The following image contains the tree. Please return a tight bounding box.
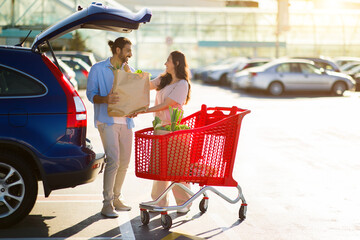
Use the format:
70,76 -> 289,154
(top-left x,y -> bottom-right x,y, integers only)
68,31 -> 86,51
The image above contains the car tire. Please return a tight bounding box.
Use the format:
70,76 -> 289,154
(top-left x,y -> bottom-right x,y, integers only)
219,74 -> 228,86
231,81 -> 239,90
268,82 -> 284,96
331,81 -> 346,96
0,152 -> 38,228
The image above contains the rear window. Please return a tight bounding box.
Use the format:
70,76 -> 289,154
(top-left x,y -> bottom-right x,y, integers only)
0,66 -> 47,97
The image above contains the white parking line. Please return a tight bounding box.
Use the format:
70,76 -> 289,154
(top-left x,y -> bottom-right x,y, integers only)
37,194 -> 102,203
118,211 -> 136,240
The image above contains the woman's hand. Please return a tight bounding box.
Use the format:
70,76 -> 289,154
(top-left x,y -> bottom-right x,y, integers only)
126,110 -> 146,118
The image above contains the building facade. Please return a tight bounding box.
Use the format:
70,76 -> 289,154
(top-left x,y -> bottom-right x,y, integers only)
1,0 -> 360,69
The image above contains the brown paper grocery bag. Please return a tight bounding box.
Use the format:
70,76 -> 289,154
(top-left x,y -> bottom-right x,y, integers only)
108,69 -> 150,117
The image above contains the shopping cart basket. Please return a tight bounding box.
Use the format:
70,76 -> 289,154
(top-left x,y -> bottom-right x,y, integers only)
135,104 -> 250,229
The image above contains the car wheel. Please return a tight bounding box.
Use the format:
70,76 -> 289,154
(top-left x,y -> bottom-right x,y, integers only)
332,82 -> 346,96
219,74 -> 228,86
268,82 -> 284,96
0,152 -> 38,228
231,81 -> 239,90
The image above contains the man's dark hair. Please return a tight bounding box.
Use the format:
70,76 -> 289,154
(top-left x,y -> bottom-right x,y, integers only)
108,37 -> 132,54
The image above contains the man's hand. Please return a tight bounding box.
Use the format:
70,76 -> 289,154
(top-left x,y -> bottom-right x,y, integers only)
123,63 -> 131,73
106,92 -> 120,104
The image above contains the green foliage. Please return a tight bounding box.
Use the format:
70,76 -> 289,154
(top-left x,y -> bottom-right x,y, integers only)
153,107 -> 190,131
68,31 -> 86,51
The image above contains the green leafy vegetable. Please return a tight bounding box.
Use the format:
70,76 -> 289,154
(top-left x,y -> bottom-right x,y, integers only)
153,107 -> 190,131
109,64 -> 121,70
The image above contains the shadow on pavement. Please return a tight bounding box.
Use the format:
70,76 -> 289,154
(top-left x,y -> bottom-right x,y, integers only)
0,206 -> 244,239
0,214 -> 53,237
195,219 -> 244,239
51,212 -> 103,238
129,211 -> 244,240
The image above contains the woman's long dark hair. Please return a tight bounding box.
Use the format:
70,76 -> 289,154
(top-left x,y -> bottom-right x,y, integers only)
157,51 -> 191,104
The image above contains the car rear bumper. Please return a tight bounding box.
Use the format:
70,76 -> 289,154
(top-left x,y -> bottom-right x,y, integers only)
45,152 -> 105,191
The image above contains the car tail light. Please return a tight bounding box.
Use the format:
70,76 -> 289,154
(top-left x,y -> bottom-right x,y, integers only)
42,55 -> 87,128
242,64 -> 250,70
81,69 -> 89,78
250,72 -> 257,77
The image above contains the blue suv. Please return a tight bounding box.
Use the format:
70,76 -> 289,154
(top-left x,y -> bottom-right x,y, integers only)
0,2 -> 151,227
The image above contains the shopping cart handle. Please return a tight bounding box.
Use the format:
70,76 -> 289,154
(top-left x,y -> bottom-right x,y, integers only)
201,104 -> 246,116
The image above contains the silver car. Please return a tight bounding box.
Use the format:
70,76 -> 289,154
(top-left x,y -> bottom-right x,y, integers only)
243,59 -> 355,96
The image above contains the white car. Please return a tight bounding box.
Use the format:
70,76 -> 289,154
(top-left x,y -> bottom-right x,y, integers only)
333,56 -> 360,68
229,59 -> 270,89
241,59 -> 355,96
206,57 -> 249,85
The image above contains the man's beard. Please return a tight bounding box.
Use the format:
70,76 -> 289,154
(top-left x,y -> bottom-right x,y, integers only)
119,54 -> 128,63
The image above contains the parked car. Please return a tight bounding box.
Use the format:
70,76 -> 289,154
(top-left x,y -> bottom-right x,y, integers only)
240,59 -> 355,96
293,57 -> 341,72
59,57 -> 90,89
351,73 -> 360,91
0,2 -> 151,228
229,58 -> 270,89
54,51 -> 98,66
205,57 -> 249,85
230,66 -> 258,90
56,59 -> 79,91
344,64 -> 360,77
339,61 -> 360,72
193,58 -> 226,80
333,56 -> 360,68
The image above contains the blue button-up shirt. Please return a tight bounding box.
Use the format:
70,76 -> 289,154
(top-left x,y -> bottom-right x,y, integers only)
86,57 -> 135,129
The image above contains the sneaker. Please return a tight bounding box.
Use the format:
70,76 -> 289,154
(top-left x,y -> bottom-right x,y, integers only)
114,198 -> 132,211
101,204 -> 119,218
177,206 -> 190,214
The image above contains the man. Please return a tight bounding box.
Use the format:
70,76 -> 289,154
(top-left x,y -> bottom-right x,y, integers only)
86,37 -> 134,218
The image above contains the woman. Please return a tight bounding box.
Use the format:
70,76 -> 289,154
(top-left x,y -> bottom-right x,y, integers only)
138,50 -> 192,213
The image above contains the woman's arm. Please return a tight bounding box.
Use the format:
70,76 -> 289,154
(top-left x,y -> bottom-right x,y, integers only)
146,97 -> 177,113
149,80 -> 156,90
126,97 -> 177,118
150,75 -> 163,90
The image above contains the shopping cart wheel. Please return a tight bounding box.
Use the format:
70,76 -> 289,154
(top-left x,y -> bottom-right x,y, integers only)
239,204 -> 247,220
199,198 -> 208,213
140,210 -> 150,225
161,214 -> 172,230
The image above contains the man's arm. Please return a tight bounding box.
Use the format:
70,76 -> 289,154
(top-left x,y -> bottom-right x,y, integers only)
87,64 -> 119,104
93,94 -> 119,104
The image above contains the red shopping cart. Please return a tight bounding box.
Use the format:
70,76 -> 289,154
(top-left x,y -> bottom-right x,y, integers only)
135,104 -> 250,229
